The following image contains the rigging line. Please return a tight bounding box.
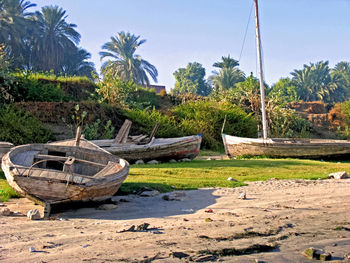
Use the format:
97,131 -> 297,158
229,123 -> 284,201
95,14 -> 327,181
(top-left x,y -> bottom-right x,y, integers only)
239,1 -> 254,62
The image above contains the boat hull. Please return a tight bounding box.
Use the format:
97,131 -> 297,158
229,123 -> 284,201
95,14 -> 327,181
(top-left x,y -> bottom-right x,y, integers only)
91,135 -> 202,163
222,133 -> 350,159
0,142 -> 13,160
1,144 -> 129,206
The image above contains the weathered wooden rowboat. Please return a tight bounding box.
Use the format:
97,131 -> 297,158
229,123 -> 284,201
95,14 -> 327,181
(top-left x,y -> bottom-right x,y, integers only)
222,133 -> 350,159
90,135 -> 202,163
1,141 -> 129,217
0,142 -> 13,160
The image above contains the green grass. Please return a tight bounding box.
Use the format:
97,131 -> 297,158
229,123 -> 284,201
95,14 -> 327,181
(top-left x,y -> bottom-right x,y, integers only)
120,158 -> 350,193
1,158 -> 349,199
0,170 -> 19,202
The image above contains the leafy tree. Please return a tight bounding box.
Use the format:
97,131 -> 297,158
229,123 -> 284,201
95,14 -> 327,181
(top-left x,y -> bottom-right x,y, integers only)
96,65 -> 137,107
0,44 -> 14,103
0,0 -> 37,69
268,77 -> 299,103
33,5 -> 81,73
100,31 -> 158,86
213,55 -> 239,69
210,55 -> 245,92
331,61 -> 350,99
172,62 -> 212,96
291,61 -> 345,103
60,47 -> 96,79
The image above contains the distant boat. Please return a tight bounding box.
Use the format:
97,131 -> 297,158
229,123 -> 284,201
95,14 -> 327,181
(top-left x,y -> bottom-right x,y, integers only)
222,134 -> 350,159
2,138 -> 129,217
222,0 -> 350,159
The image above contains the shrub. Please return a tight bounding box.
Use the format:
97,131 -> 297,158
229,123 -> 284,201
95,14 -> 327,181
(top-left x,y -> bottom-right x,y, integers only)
172,100 -> 257,149
124,108 -> 183,138
0,106 -> 54,145
330,100 -> 350,139
9,72 -> 97,102
126,87 -> 160,110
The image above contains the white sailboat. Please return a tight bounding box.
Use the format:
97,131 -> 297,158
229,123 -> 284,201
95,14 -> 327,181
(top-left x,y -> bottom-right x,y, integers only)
222,0 -> 350,159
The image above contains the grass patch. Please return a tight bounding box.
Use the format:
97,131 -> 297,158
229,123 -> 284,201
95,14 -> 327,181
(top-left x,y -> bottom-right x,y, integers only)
120,158 -> 350,194
1,158 -> 349,198
0,170 -> 20,202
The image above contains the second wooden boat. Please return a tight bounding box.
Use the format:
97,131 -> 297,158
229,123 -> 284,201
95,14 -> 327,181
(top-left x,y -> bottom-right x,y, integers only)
222,133 -> 350,159
91,135 -> 202,163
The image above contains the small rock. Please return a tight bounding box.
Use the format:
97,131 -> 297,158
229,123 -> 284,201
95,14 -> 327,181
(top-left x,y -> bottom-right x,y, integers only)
147,160 -> 159,164
191,254 -> 217,262
0,207 -> 11,216
238,191 -> 246,200
227,177 -> 237,182
162,191 -> 186,201
328,171 -> 348,179
302,247 -> 332,261
135,159 -> 144,165
171,251 -> 189,259
29,246 -> 36,252
140,190 -> 160,197
180,158 -> 191,162
97,204 -> 117,210
169,159 -> 177,163
27,209 -> 41,220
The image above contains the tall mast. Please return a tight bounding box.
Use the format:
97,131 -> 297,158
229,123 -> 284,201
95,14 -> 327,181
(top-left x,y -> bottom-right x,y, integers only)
254,0 -> 268,139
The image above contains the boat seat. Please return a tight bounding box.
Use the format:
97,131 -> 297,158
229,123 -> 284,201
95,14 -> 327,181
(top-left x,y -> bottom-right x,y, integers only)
114,119 -> 132,144
138,123 -> 159,145
63,156 -> 75,173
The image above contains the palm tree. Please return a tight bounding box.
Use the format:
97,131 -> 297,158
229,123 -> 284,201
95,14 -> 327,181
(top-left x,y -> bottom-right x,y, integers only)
213,55 -> 239,69
33,5 -> 81,73
210,55 -> 245,91
99,31 -> 158,85
0,0 -> 37,69
60,47 -> 96,79
291,61 -> 334,102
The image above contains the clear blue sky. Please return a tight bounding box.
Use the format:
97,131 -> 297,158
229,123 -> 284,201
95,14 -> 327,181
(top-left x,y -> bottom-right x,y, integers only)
34,0 -> 350,91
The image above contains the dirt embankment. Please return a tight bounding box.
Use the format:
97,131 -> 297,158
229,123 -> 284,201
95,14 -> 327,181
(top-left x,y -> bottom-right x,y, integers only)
290,101 -> 339,138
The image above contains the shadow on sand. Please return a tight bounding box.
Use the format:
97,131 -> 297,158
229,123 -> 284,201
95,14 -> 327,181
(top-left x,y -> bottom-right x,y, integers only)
54,188 -> 218,220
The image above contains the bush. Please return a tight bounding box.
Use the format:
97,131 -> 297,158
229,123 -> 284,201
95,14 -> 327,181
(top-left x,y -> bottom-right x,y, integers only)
172,100 -> 257,149
0,106 -> 54,145
9,72 -> 97,102
124,108 -> 183,138
126,88 -> 160,110
330,100 -> 350,139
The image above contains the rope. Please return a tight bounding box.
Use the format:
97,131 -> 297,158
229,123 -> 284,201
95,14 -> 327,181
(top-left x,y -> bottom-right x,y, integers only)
239,2 -> 254,62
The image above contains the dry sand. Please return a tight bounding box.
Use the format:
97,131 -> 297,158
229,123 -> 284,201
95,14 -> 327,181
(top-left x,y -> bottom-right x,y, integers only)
1,179 -> 350,262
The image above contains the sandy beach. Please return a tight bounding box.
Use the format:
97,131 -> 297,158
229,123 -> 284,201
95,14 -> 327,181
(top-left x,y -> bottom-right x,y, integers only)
1,178 -> 350,262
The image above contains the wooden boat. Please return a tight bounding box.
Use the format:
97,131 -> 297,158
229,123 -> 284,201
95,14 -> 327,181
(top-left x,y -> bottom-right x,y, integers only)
91,135 -> 202,163
222,0 -> 350,159
0,142 -> 13,160
1,140 -> 129,217
79,119 -> 202,163
222,134 -> 350,159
